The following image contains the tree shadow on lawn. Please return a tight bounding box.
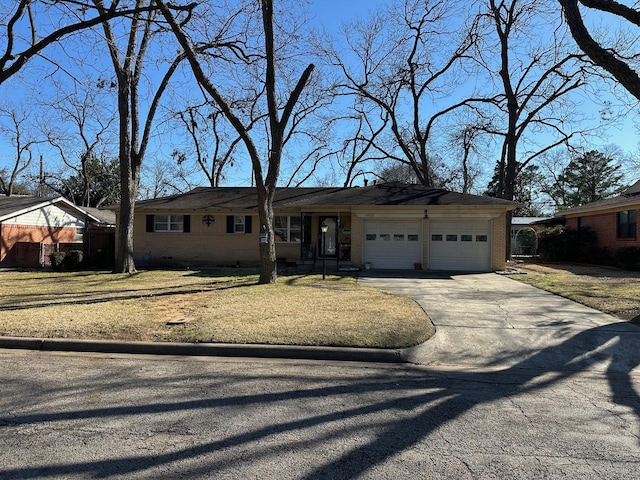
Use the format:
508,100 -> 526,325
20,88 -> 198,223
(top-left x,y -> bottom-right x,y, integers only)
3,269 -> 356,311
1,321 -> 638,479
0,279 -> 255,312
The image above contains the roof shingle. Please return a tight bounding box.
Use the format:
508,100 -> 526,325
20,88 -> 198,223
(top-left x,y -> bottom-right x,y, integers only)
133,183 -> 519,211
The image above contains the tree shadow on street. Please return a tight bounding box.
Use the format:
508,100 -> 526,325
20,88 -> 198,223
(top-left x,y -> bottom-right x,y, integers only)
0,322 -> 638,479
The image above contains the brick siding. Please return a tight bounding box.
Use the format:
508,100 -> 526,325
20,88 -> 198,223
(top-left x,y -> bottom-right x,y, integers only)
567,211 -> 640,251
1,224 -> 77,266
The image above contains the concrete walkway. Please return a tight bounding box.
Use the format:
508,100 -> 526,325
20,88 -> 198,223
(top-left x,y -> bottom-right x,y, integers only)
360,271 -> 640,374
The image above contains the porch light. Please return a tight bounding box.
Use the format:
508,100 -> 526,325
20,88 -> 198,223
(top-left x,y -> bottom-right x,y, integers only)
321,222 -> 328,280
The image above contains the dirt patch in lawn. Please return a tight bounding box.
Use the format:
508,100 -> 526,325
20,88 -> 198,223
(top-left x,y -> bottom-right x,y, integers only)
511,260 -> 640,324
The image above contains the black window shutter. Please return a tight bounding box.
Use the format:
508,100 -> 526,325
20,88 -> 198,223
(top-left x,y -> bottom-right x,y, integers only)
227,215 -> 234,233
146,215 -> 154,232
183,215 -> 191,233
245,215 -> 252,233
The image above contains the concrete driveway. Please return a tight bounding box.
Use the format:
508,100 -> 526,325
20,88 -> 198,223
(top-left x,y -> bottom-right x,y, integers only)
360,271 -> 640,374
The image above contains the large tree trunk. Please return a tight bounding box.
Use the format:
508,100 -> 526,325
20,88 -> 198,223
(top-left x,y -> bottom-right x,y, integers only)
115,173 -> 138,273
257,187 -> 277,284
157,0 -> 313,284
113,78 -> 139,273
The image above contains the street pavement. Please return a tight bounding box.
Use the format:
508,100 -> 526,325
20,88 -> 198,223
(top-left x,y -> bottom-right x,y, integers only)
0,271 -> 639,478
1,349 -> 639,479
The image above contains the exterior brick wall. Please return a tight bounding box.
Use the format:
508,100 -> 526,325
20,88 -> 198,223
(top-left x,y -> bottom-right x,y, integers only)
566,211 -> 640,251
493,214 -> 507,270
422,219 -> 430,269
1,224 -> 77,266
134,213 -> 260,266
350,215 -> 363,266
130,208 -> 514,271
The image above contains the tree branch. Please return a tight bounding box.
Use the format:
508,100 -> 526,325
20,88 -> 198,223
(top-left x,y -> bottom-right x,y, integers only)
559,0 -> 640,100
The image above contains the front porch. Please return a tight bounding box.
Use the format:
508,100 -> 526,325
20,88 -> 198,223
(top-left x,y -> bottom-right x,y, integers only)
276,211 -> 355,272
294,257 -> 361,274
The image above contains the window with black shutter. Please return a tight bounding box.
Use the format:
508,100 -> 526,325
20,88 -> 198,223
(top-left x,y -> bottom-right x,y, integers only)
146,214 -> 188,232
227,215 -> 252,233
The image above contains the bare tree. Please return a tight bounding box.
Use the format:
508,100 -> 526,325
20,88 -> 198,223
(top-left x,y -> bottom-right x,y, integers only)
444,116 -> 488,193
93,0 -> 194,273
279,78 -> 337,188
0,105 -> 46,195
0,1 -> 201,271
334,100 -> 391,187
558,0 -> 640,101
139,157 -> 198,199
42,80 -> 116,206
0,1 -> 164,86
321,0 -> 490,187
170,104 -> 241,187
538,148 -> 572,209
157,0 -> 315,284
477,0 -> 595,257
481,0 -> 589,202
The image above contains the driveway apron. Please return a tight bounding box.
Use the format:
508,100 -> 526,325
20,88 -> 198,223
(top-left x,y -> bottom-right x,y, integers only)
359,271 -> 640,374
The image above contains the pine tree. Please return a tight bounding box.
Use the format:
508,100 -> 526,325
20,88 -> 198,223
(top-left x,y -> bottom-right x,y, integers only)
485,161 -> 545,216
558,150 -> 625,207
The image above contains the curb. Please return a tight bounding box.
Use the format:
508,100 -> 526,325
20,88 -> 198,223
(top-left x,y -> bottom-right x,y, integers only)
0,336 -> 406,363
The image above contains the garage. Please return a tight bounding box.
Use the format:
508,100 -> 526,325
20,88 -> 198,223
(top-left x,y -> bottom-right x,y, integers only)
363,220 -> 422,269
429,220 -> 491,271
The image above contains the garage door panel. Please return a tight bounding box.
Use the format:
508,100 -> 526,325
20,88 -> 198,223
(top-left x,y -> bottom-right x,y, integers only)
429,221 -> 491,271
364,221 -> 421,269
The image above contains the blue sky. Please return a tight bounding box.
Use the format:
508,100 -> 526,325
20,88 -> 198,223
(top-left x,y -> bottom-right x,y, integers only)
309,0 -> 378,29
0,0 -> 638,197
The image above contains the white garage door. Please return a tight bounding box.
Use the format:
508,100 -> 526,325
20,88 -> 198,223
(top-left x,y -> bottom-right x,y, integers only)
429,220 -> 491,271
363,221 -> 421,269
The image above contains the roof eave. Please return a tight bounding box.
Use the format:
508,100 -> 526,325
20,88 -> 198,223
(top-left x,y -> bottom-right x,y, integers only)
0,197 -> 103,223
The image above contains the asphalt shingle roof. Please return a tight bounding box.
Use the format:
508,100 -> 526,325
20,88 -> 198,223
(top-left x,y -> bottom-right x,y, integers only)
133,183 -> 519,211
0,196 -> 57,218
557,191 -> 640,216
0,196 -> 113,224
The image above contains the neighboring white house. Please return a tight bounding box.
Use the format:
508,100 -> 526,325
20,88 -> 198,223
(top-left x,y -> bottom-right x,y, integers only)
0,196 -> 111,267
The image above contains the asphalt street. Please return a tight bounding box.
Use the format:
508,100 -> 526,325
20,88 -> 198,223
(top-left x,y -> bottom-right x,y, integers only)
1,348 -> 638,479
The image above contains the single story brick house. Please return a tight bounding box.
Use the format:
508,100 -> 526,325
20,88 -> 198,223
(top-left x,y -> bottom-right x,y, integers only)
0,196 -> 114,267
128,183 -> 519,272
555,179 -> 640,251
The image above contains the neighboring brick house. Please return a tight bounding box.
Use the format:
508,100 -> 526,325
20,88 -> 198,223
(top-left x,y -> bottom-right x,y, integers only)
123,183 -> 519,272
556,179 -> 640,252
0,196 -> 113,267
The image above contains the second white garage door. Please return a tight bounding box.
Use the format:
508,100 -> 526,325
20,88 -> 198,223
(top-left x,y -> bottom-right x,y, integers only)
363,221 -> 421,269
429,220 -> 492,271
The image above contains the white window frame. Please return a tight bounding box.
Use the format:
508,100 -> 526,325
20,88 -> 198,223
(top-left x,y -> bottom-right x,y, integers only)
75,227 -> 84,243
234,215 -> 245,233
155,214 -> 184,232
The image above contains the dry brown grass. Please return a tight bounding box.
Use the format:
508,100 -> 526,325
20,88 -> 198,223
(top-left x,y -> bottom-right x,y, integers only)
511,261 -> 640,323
0,269 -> 434,348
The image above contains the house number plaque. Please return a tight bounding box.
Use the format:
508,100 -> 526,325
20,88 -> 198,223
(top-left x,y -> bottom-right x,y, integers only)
202,215 -> 215,227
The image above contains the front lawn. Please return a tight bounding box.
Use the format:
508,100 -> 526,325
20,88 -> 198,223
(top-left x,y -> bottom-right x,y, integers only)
511,261 -> 640,323
0,269 -> 434,348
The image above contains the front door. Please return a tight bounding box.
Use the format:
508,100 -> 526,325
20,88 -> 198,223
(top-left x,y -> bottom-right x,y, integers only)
319,217 -> 338,257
